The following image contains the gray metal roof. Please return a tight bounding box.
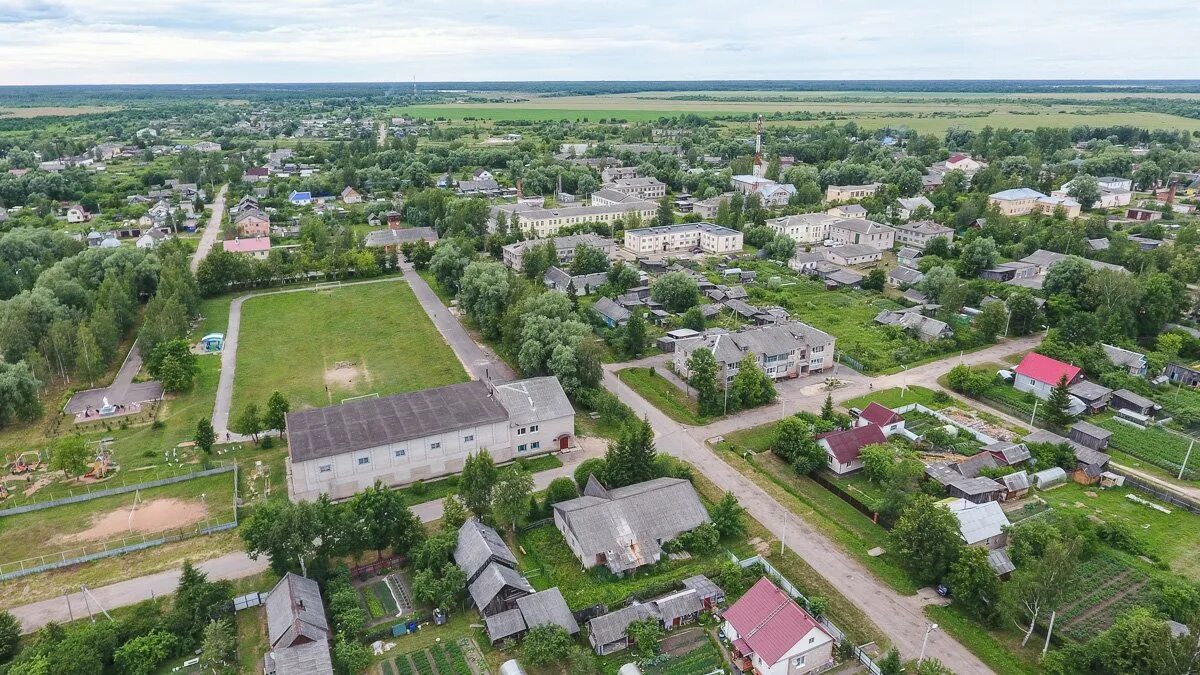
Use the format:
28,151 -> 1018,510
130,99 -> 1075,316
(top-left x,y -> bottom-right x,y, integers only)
1102,344 -> 1146,369
652,589 -> 703,623
516,587 -> 580,634
553,477 -> 710,574
947,499 -> 1010,545
492,377 -> 573,427
593,296 -> 632,323
364,227 -> 438,247
681,575 -> 724,601
587,603 -> 659,647
455,518 -> 518,583
832,218 -> 895,235
468,562 -> 534,612
888,266 -> 924,285
485,608 -> 527,642
1069,381 -> 1113,402
266,573 -> 330,648
286,381 -> 509,463
1002,471 -> 1030,492
987,549 -> 1016,575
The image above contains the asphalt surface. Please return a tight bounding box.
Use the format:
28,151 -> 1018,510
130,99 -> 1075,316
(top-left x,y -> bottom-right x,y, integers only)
190,184 -> 227,274
63,341 -> 163,413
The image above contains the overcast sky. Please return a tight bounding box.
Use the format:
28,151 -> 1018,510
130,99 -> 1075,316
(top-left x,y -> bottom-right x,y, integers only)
0,0 -> 1193,85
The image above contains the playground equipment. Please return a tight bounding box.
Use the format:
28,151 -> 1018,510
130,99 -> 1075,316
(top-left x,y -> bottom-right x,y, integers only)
7,451 -> 43,475
83,452 -> 113,479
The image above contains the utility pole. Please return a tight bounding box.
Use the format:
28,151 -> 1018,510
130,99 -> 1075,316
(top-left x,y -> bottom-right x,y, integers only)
1042,611 -> 1057,657
1180,438 -> 1195,480
1030,398 -> 1039,427
918,623 -> 939,667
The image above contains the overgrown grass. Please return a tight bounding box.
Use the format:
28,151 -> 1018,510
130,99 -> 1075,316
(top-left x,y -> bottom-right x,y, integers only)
395,454 -> 562,505
232,281 -> 468,413
617,367 -> 709,425
842,385 -> 949,411
923,605 -> 1042,675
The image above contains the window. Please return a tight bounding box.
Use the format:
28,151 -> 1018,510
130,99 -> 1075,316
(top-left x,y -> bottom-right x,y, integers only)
529,424 -> 539,433
531,441 -> 540,450
319,464 -> 332,473
793,655 -> 806,667
809,637 -> 816,644
517,427 -> 527,436
357,457 -> 370,466
394,448 -> 406,458
430,442 -> 441,450
464,434 -> 474,442
812,345 -> 825,353
517,444 -> 527,453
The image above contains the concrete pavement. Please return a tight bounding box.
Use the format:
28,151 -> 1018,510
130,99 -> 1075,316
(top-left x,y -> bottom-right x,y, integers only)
190,184 -> 228,274
401,263 -> 515,383
602,368 -> 993,674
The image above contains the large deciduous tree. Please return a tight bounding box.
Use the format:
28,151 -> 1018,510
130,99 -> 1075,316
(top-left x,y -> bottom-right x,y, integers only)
891,494 -> 963,585
460,450 -> 498,517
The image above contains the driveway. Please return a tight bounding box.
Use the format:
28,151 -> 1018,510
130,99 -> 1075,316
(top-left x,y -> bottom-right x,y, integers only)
602,369 -> 993,673
191,184 -> 228,273
63,340 -> 163,413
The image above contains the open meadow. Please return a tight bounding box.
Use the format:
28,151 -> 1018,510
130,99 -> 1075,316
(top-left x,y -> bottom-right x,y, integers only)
395,90 -> 1200,134
231,281 -> 468,412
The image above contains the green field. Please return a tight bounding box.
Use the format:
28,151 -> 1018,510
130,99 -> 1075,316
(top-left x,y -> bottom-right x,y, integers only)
0,469 -> 237,569
842,385 -> 949,412
396,90 -> 1200,134
618,367 -> 710,425
231,281 -> 468,413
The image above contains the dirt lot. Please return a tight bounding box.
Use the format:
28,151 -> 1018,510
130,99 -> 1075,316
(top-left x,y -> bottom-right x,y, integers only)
56,498 -> 209,544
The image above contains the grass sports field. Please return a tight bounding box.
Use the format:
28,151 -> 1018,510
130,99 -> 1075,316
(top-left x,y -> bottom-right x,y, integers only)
0,468 -> 237,571
395,90 -> 1200,133
231,281 -> 468,413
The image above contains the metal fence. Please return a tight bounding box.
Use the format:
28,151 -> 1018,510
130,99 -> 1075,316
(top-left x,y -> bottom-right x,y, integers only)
0,465 -> 235,516
728,553 -> 883,675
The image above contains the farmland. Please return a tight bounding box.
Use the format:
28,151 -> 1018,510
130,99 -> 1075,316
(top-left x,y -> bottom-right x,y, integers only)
1053,550 -> 1156,643
1093,415 -> 1200,480
394,90 -> 1200,134
231,281 -> 468,413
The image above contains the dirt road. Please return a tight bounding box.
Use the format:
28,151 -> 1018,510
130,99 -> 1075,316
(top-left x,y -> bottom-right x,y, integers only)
190,184 -> 227,273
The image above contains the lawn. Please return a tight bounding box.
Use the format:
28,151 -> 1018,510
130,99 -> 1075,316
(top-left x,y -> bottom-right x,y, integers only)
0,469 -> 238,570
617,367 -> 709,426
235,606 -> 270,674
395,454 -> 562,505
717,422 -> 776,454
1037,482 -> 1200,580
823,470 -> 887,510
231,281 -> 468,413
924,605 -> 1042,675
842,385 -> 949,412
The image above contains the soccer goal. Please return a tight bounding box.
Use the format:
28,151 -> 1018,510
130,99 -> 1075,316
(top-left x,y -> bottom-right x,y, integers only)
313,281 -> 341,292
341,392 -> 380,404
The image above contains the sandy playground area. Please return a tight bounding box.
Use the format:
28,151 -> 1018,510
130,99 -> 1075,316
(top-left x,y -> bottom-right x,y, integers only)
56,497 -> 210,544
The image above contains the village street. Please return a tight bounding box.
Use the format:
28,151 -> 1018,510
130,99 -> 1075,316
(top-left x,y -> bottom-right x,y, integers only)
189,184 -> 227,274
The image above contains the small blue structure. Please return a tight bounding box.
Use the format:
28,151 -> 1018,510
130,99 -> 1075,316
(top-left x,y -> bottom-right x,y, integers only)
288,190 -> 312,205
200,333 -> 225,352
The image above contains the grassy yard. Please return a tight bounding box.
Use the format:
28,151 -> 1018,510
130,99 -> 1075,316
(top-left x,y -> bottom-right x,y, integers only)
717,421 -> 777,454
235,606 -> 270,674
618,367 -> 709,426
708,440 -> 918,595
1037,482 -> 1200,580
842,385 -> 949,411
232,281 -> 468,413
395,454 -> 562,505
924,605 -> 1042,675
0,469 -> 237,568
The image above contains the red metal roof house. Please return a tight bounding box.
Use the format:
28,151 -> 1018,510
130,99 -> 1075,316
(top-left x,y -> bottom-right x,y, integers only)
721,578 -> 835,675
855,402 -> 905,435
1013,352 -> 1083,400
816,424 -> 886,475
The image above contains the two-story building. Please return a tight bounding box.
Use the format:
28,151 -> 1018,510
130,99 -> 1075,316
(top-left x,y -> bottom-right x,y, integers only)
825,183 -> 882,202
623,222 -> 743,255
601,177 -> 666,201
500,233 -> 616,269
894,220 -> 954,250
673,321 -> 835,385
722,578 -> 836,675
828,218 -> 896,251
490,201 -> 656,239
765,213 -> 839,244
285,377 -> 574,501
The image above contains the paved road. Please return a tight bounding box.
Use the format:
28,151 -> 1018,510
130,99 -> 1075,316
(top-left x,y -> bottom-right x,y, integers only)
63,340 -> 163,413
191,184 -> 228,274
602,369 -> 993,673
10,552 -> 270,633
377,120 -> 388,146
401,263 -> 516,383
210,277 -> 409,439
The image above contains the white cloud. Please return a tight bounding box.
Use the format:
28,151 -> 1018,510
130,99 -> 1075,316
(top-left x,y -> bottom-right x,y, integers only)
0,0 -> 1191,84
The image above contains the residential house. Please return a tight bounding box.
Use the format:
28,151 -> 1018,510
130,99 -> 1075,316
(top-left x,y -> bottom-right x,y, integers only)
1069,381 -> 1113,414
623,222 -> 743,255
486,588 -> 580,645
66,204 -> 91,223
943,153 -> 986,174
455,518 -> 519,585
242,167 -> 270,182
340,187 -> 361,204
1013,352 -> 1083,399
235,208 -> 271,238
943,498 -> 1011,549
223,236 -> 272,260
288,191 -> 313,206
673,321 -> 836,384
856,402 -> 905,435
894,220 -> 954,250
473,169 -> 494,181
692,193 -> 731,220
766,213 -> 839,244
896,196 -> 935,220
722,578 -> 836,675
264,573 -> 333,675
897,246 -> 923,268
285,377 -> 574,501
135,229 -> 170,249
825,183 -> 882,201
825,204 -> 868,219
925,462 -> 1007,504
1102,344 -> 1148,377
824,244 -> 882,266
818,423 -> 887,474
553,476 -> 710,575
828,219 -> 896,251
875,309 -> 953,342
888,266 -> 924,287
544,267 -> 608,295
593,297 -> 632,327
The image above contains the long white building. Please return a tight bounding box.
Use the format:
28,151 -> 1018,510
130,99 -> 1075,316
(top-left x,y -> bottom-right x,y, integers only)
623,222 -> 743,255
285,377 -> 574,501
490,201 -> 656,238
766,213 -> 840,244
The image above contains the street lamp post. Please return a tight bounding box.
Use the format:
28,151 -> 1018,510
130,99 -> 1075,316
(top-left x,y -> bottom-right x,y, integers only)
918,623 -> 939,667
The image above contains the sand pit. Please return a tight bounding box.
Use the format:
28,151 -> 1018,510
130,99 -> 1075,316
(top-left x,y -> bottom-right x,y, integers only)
324,360 -> 370,391
58,498 -> 209,544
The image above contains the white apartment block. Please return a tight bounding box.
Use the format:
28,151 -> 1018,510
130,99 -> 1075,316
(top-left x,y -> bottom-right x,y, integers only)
602,177 -> 666,200
623,222 -> 743,255
490,201 -> 656,238
825,183 -> 882,201
766,213 -> 839,244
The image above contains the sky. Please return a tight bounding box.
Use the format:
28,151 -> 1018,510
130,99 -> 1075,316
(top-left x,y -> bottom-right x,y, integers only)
0,0 -> 1194,85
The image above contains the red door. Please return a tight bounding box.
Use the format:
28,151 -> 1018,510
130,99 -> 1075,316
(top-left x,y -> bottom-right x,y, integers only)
558,435 -> 570,450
